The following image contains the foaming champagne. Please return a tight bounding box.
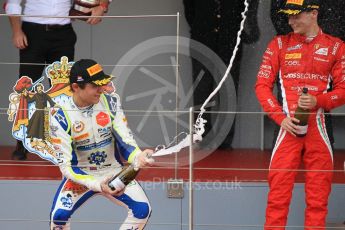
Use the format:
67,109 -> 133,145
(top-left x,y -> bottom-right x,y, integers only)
69,0 -> 100,21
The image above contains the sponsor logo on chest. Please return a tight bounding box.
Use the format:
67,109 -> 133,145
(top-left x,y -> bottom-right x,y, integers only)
285,60 -> 300,66
285,53 -> 302,60
314,57 -> 329,63
74,133 -> 89,141
287,44 -> 302,51
98,127 -> 112,138
72,121 -> 85,133
96,112 -> 110,127
75,139 -> 91,146
315,47 -> 328,56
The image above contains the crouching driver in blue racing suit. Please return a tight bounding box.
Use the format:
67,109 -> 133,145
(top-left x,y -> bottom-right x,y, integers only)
49,59 -> 153,229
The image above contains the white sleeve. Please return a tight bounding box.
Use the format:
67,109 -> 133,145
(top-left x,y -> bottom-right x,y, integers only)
5,0 -> 23,15
107,94 -> 141,164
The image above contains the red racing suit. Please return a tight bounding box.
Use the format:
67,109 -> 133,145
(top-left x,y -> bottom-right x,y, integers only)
255,30 -> 345,229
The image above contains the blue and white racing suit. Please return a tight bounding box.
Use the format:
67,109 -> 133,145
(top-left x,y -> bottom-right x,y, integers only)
49,93 -> 151,230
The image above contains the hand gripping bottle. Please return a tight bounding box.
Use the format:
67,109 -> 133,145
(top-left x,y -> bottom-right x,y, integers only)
293,87 -> 310,137
108,164 -> 140,191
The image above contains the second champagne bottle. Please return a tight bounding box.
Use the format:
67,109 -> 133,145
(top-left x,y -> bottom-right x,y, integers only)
293,87 -> 310,137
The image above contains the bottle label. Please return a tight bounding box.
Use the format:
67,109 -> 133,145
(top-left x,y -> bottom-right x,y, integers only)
295,124 -> 308,135
109,177 -> 125,190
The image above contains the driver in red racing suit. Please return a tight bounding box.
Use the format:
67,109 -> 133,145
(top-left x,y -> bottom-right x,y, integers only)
255,0 -> 345,229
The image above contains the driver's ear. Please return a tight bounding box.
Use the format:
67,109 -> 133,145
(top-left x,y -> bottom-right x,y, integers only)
71,83 -> 79,91
311,9 -> 318,17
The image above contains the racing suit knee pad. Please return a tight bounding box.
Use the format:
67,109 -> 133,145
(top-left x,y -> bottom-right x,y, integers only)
51,209 -> 71,228
131,202 -> 151,220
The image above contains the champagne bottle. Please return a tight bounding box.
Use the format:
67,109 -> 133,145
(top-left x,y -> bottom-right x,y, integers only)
293,87 -> 310,137
108,164 -> 140,191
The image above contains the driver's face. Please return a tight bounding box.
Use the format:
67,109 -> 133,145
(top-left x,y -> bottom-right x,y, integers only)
288,11 -> 316,36
74,83 -> 104,107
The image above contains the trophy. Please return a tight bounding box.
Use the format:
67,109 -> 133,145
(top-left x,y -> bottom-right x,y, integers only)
69,0 -> 100,21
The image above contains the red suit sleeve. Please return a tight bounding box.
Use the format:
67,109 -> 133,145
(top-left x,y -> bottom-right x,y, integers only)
255,36 -> 286,125
316,42 -> 345,110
